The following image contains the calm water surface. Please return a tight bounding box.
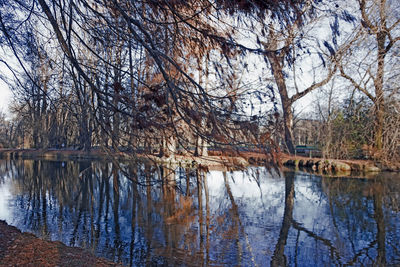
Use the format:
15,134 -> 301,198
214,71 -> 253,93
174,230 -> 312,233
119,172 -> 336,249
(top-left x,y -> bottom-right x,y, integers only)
0,159 -> 399,266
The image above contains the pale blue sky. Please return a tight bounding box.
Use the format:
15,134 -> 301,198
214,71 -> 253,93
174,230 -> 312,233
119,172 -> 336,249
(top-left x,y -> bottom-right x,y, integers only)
0,82 -> 11,118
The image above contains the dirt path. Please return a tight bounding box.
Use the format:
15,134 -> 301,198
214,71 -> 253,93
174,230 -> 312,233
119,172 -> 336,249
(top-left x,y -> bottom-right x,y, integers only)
0,220 -> 121,267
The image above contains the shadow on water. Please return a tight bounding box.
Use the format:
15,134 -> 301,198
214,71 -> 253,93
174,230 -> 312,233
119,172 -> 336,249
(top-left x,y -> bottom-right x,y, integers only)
0,159 -> 399,266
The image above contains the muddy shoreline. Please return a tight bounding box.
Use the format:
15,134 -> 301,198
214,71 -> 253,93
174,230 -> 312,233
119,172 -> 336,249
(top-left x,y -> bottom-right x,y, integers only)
0,220 -> 121,266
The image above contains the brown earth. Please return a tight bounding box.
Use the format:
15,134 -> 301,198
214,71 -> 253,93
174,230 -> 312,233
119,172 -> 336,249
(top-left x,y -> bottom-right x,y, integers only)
0,220 -> 121,267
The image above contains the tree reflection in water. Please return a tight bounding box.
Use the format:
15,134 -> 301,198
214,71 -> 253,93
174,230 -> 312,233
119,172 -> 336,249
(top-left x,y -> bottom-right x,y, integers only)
0,159 -> 399,266
271,171 -> 294,267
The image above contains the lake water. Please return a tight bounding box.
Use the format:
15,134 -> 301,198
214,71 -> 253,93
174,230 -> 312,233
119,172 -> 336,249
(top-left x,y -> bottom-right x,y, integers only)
0,159 -> 399,266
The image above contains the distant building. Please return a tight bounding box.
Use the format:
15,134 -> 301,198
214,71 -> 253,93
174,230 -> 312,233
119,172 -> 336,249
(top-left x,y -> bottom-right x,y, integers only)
293,119 -> 322,146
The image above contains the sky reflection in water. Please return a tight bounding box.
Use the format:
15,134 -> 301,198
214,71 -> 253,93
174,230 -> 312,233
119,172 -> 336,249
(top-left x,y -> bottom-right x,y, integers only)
0,159 -> 399,266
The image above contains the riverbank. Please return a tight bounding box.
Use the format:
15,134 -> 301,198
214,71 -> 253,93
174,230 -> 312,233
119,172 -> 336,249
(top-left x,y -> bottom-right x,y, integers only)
0,148 -> 398,173
0,148 -> 269,170
280,154 -> 400,174
0,148 -> 121,161
0,220 -> 120,266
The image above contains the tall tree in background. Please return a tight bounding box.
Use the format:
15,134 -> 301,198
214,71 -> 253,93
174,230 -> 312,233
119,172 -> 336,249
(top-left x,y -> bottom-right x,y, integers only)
262,5 -> 338,153
338,0 -> 400,156
214,1 -> 344,153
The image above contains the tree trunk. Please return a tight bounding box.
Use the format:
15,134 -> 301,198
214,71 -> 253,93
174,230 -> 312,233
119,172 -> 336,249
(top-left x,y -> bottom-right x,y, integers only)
374,31 -> 386,152
195,135 -> 208,156
267,52 -> 295,154
282,102 -> 295,154
159,133 -> 177,157
79,113 -> 91,151
77,82 -> 92,151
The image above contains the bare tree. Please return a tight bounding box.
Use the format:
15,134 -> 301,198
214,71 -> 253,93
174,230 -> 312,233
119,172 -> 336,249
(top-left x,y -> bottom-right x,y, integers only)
338,0 -> 400,156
